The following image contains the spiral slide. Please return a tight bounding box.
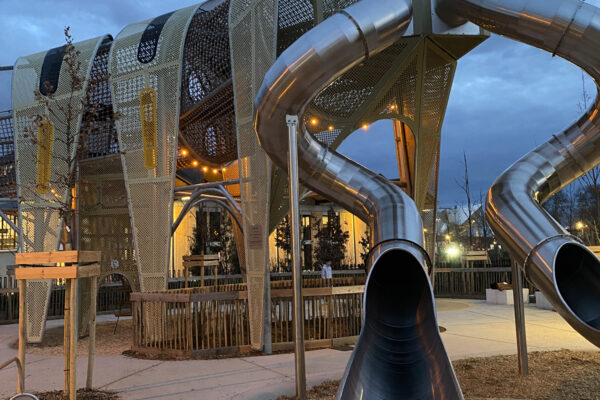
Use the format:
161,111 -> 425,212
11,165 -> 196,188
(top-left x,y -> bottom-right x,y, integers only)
255,0 -> 600,398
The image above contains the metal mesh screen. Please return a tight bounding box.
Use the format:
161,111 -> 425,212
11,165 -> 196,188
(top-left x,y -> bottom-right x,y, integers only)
13,36 -> 106,342
83,38 -> 120,158
110,5 -> 200,292
230,0 -> 278,351
0,113 -> 16,198
179,1 -> 237,167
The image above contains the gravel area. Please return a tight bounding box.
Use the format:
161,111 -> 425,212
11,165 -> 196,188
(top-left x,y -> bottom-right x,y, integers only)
12,320 -> 131,356
278,350 -> 600,400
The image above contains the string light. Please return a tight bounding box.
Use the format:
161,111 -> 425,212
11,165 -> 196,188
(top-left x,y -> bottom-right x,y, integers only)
202,166 -> 208,172
222,167 -> 226,172
213,168 -> 218,174
180,149 -> 188,156
310,118 -> 318,126
390,104 -> 397,111
362,123 -> 369,130
192,160 -> 198,167
328,125 -> 334,131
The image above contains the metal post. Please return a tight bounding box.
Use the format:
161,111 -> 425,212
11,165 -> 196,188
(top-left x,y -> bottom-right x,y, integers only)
286,114 -> 306,399
511,259 -> 529,375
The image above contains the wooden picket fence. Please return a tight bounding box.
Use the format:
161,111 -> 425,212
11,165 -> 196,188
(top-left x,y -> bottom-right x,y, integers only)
131,277 -> 365,357
433,267 -> 525,298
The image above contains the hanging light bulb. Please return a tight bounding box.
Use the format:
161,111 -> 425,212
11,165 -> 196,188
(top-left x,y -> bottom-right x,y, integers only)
192,160 -> 199,167
328,125 -> 334,131
202,166 -> 208,172
362,123 -> 369,130
310,117 -> 318,126
180,149 -> 188,156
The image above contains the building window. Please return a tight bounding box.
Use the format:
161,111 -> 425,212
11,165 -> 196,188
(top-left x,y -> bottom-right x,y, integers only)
0,212 -> 17,250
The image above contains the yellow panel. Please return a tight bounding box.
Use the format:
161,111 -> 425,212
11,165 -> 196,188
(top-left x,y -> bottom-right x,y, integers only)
139,88 -> 157,170
36,120 -> 54,194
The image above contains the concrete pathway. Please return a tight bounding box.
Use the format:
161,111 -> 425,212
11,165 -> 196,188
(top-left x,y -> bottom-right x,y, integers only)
0,299 -> 597,399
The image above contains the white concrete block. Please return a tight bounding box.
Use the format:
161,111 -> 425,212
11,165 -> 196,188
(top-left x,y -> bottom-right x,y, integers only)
486,289 -> 528,305
535,291 -> 554,310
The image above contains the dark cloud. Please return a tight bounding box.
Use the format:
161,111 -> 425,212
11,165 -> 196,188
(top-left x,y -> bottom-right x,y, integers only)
1,1 -> 598,210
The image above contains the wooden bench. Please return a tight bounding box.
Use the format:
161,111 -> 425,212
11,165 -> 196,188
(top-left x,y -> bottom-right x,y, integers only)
182,254 -> 220,288
464,250 -> 489,268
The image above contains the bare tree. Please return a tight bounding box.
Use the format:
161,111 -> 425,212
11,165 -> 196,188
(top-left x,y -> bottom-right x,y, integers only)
21,28 -> 118,250
478,190 -> 490,248
456,152 -> 473,247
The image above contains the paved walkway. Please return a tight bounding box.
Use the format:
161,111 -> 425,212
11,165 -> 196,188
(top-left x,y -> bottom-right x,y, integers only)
0,299 -> 597,399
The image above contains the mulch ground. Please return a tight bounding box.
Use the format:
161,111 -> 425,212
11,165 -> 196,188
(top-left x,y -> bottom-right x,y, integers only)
278,350 -> 600,400
11,319 -> 132,356
34,389 -> 119,399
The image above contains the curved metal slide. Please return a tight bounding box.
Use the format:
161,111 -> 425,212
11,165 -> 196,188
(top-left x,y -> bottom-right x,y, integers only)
255,0 -> 600,398
255,0 -> 462,398
437,0 -> 600,348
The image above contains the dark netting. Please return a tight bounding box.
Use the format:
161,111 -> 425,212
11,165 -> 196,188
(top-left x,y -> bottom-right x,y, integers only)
0,113 -> 16,198
179,2 -> 237,166
82,37 -> 120,158
276,0 -> 314,56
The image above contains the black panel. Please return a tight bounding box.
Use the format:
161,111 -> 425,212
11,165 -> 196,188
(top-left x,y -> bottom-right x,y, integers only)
39,46 -> 65,96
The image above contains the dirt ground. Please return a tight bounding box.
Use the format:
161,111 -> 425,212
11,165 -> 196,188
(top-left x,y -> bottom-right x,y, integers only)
34,389 -> 120,399
278,350 -> 600,400
12,319 -> 132,356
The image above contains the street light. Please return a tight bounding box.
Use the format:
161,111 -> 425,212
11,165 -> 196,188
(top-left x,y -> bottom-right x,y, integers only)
576,221 -> 585,230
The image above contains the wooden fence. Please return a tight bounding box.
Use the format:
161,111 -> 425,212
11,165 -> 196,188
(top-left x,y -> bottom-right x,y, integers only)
131,277 -> 365,357
433,267 -> 529,298
0,284 -> 131,323
167,269 -> 367,289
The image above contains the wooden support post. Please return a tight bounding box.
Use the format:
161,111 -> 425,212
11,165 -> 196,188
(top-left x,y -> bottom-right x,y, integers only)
511,259 -> 529,376
64,281 -> 71,396
184,266 -> 188,289
214,265 -> 218,287
87,276 -> 98,389
17,279 -> 26,394
200,265 -> 205,287
69,278 -> 78,400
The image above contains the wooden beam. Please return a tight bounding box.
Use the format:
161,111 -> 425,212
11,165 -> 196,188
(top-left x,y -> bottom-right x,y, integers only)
17,280 -> 25,394
15,250 -> 101,265
86,276 -> 98,389
15,264 -> 100,280
69,279 -> 78,400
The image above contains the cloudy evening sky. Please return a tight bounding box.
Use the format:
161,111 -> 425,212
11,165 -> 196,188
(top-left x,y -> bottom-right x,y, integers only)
1,0 -> 600,208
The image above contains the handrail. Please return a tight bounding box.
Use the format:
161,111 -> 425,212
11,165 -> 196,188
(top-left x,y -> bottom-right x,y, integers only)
0,357 -> 24,395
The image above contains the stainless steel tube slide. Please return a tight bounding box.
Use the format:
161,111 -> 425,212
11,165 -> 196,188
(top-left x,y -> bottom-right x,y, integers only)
255,0 -> 462,398
437,0 -> 600,347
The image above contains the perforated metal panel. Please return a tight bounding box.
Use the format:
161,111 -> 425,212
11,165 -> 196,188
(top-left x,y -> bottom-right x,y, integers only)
110,5 -> 201,292
13,36 -> 107,342
179,1 -> 237,167
230,0 -> 278,350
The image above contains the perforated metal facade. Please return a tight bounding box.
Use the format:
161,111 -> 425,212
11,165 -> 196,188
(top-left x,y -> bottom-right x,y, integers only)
230,0 -> 278,351
12,36 -> 108,342
110,5 -> 201,292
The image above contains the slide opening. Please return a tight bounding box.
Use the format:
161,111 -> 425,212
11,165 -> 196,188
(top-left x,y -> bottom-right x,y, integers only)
343,248 -> 456,398
555,243 -> 600,329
